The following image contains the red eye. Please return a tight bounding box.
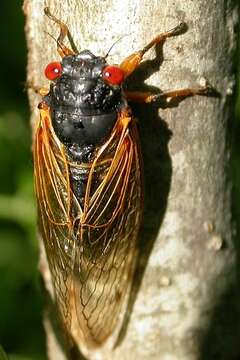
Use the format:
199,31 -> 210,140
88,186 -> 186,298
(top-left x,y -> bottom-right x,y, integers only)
44,62 -> 62,80
102,66 -> 124,85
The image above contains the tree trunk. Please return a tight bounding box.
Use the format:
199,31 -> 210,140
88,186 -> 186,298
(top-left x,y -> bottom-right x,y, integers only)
23,0 -> 240,359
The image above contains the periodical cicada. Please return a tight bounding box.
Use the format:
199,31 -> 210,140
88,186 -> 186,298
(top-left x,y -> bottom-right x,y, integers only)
33,7 -> 212,355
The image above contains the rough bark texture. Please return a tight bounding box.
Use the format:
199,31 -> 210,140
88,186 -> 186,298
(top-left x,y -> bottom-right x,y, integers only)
24,1 -> 240,359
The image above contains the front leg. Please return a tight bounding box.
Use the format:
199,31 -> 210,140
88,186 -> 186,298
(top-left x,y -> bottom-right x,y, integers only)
119,23 -> 187,79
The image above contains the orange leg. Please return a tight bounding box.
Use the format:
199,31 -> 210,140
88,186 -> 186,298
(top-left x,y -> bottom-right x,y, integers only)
119,23 -> 186,78
124,82 -> 213,104
44,7 -> 78,57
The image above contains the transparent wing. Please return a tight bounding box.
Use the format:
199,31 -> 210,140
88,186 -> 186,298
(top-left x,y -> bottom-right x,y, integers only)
34,105 -> 81,332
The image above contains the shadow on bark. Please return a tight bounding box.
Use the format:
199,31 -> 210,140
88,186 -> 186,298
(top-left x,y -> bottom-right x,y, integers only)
200,90 -> 240,359
115,102 -> 173,345
115,43 -> 173,346
199,283 -> 240,359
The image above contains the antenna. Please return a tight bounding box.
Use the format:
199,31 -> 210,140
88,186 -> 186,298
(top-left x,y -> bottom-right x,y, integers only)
104,34 -> 131,59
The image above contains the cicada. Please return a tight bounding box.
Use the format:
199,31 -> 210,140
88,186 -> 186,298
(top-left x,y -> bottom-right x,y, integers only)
33,7 -> 211,354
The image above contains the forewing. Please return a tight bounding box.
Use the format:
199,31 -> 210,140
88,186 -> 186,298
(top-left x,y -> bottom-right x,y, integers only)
34,105 -> 81,332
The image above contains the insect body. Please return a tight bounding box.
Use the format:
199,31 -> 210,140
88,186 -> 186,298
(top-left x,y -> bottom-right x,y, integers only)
34,7 -> 211,354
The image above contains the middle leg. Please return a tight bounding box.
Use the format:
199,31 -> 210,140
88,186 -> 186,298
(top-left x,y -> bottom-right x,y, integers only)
124,81 -> 213,104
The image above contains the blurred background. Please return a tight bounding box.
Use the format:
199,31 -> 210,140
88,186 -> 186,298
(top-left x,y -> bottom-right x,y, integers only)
0,2 -> 239,360
0,3 -> 46,360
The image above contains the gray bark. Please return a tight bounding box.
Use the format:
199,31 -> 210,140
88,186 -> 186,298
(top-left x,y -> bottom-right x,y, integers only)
24,0 -> 240,359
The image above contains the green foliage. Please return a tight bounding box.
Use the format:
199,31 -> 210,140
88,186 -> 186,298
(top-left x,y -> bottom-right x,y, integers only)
0,345 -> 9,360
0,3 -> 46,360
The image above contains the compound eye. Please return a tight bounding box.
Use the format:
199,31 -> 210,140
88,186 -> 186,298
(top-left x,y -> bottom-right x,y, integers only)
44,62 -> 62,80
102,65 -> 124,85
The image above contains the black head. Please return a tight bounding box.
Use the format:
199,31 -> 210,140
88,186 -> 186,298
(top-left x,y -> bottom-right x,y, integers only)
43,50 -> 126,149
